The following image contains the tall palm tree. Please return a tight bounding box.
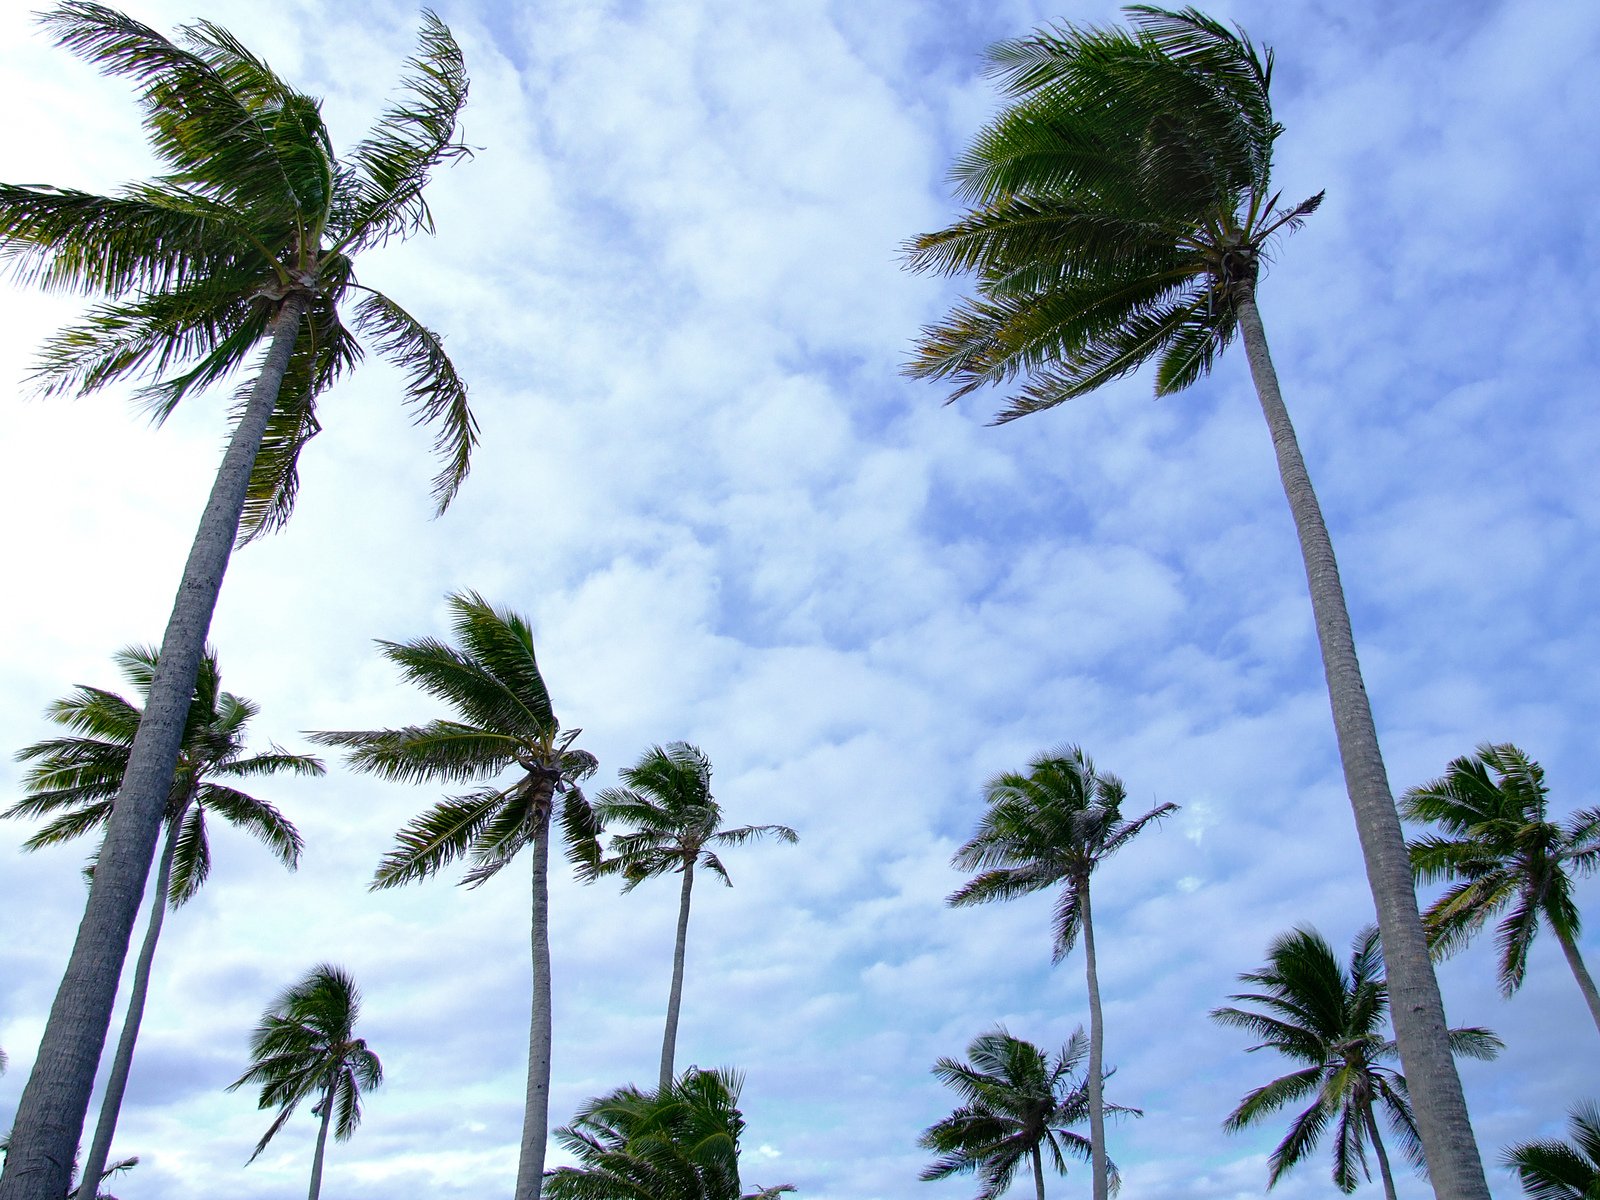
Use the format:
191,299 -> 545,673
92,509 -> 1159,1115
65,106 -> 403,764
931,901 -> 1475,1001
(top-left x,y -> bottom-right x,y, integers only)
1211,926 -> 1501,1200
4,645 -> 318,1199
228,964 -> 383,1200
902,8 -> 1488,1194
0,9 -> 471,1192
311,591 -> 599,1200
947,747 -> 1172,1200
919,1026 -> 1132,1200
1403,743 -> 1600,1034
545,1067 -> 793,1200
1501,1101 -> 1600,1200
593,743 -> 798,1091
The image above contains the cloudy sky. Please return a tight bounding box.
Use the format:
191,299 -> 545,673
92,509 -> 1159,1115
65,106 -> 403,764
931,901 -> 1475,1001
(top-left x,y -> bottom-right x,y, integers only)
2,0 -> 1597,1197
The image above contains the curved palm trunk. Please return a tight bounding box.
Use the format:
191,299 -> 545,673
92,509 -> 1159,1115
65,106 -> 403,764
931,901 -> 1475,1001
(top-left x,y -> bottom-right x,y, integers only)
658,859 -> 696,1092
1031,1144 -> 1047,1200
515,786 -> 556,1200
1077,877 -> 1108,1200
1235,291 -> 1489,1200
307,1075 -> 336,1200
1551,923 -> 1600,1036
1362,1106 -> 1399,1200
75,799 -> 191,1200
0,293 -> 310,1200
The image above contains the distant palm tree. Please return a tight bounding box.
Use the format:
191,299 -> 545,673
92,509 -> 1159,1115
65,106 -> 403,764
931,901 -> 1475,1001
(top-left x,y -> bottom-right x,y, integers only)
1403,743 -> 1600,1034
5,645 -> 318,1198
312,591 -> 599,1200
593,742 -> 798,1091
1501,1101 -> 1600,1200
948,746 -> 1173,1200
901,8 -> 1490,1193
919,1026 -> 1133,1200
545,1067 -> 793,1200
229,964 -> 382,1200
1212,925 -> 1501,1200
0,8 -> 471,1189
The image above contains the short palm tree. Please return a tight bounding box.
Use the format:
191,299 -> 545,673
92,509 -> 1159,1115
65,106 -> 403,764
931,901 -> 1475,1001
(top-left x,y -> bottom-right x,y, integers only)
902,8 -> 1488,1193
919,1026 -> 1133,1200
0,9 -> 471,1190
948,746 -> 1172,1200
593,742 -> 798,1091
1211,926 -> 1501,1200
1501,1101 -> 1600,1200
4,645 -> 318,1199
228,964 -> 382,1200
311,591 -> 599,1200
1403,743 -> 1600,1034
545,1067 -> 793,1200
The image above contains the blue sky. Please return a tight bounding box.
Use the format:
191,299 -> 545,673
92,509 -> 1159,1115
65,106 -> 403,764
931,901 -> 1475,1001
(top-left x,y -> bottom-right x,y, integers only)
1,0 -> 1598,1197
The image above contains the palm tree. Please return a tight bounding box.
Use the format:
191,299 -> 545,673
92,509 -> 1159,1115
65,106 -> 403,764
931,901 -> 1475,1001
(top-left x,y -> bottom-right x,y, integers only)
947,746 -> 1171,1200
1501,1101 -> 1600,1200
1211,926 -> 1501,1200
228,964 -> 382,1200
4,645 -> 318,1199
1403,743 -> 1600,1034
0,9 -> 471,1191
311,591 -> 598,1200
919,1026 -> 1132,1200
901,9 -> 1491,1196
593,743 -> 798,1091
545,1067 -> 793,1200
0,1135 -> 137,1200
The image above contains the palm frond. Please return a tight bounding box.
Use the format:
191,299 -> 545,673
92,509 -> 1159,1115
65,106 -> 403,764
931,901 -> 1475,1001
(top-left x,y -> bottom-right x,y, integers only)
370,786 -> 508,889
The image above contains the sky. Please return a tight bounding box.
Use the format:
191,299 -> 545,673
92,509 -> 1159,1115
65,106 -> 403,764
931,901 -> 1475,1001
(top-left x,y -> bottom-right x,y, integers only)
1,0 -> 1598,1197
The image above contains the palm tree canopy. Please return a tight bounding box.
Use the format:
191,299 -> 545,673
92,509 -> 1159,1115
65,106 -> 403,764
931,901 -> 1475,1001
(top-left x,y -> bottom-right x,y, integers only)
545,1068 -> 791,1200
0,2 -> 475,533
1211,926 -> 1501,1192
311,590 -> 600,890
4,644 -> 318,902
228,963 -> 383,1162
593,742 -> 798,889
1403,743 -> 1600,993
903,5 -> 1322,420
948,746 -> 1176,962
1500,1100 -> 1600,1200
919,1027 -> 1133,1200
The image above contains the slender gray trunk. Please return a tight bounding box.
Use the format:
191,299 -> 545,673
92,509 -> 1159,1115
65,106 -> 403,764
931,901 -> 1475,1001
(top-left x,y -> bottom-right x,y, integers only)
1551,923 -> 1600,1036
74,799 -> 191,1200
307,1076 -> 335,1200
658,859 -> 696,1093
1363,1105 -> 1399,1200
1031,1144 -> 1046,1200
1077,876 -> 1108,1200
514,784 -> 555,1200
0,293 -> 308,1200
1235,291 -> 1489,1200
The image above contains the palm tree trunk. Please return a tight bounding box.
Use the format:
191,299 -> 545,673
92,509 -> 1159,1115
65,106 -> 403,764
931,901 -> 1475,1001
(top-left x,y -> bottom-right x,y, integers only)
515,784 -> 556,1200
307,1078 -> 335,1200
74,800 -> 190,1200
1551,922 -> 1600,1036
1363,1106 -> 1399,1200
0,293 -> 309,1200
1235,290 -> 1489,1200
658,859 -> 696,1093
1031,1144 -> 1047,1200
1077,876 -> 1109,1200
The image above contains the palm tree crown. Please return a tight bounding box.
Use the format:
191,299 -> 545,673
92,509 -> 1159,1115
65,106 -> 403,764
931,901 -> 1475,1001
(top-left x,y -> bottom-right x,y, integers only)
1403,743 -> 1600,1031
1211,926 -> 1501,1197
1500,1100 -> 1600,1200
919,1027 -> 1130,1200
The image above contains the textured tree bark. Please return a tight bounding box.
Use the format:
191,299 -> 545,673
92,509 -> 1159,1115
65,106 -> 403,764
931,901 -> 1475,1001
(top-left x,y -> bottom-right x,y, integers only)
1552,923 -> 1600,1036
1078,877 -> 1108,1200
1235,289 -> 1489,1200
1363,1106 -> 1399,1200
307,1075 -> 335,1200
0,293 -> 309,1200
74,799 -> 190,1200
658,858 -> 696,1092
514,783 -> 556,1200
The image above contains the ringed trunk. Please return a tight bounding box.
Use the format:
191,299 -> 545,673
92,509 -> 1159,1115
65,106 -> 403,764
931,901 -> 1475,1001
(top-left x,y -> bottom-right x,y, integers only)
0,293 -> 309,1200
1551,922 -> 1600,1036
1077,877 -> 1109,1200
1363,1105 -> 1399,1200
75,798 -> 192,1200
658,858 -> 696,1092
1235,289 -> 1489,1200
514,781 -> 556,1200
307,1076 -> 336,1200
